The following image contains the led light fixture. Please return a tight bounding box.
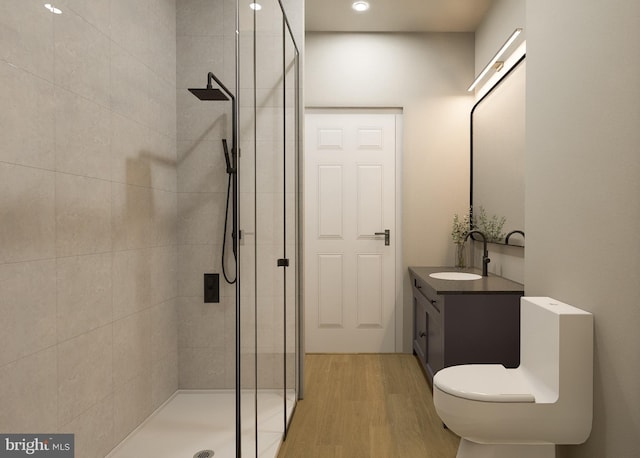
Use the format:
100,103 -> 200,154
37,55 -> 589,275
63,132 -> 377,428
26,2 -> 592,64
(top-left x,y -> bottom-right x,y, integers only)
468,28 -> 522,92
249,3 -> 262,11
352,1 -> 370,12
44,3 -> 62,14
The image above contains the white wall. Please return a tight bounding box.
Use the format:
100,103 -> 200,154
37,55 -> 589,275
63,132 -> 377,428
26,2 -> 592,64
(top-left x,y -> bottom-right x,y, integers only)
305,32 -> 475,352
526,1 -> 640,457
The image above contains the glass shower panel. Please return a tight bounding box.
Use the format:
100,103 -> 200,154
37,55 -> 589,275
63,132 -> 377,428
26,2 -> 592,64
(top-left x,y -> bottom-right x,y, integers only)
238,1 -> 258,456
255,0 -> 287,451
283,19 -> 299,432
237,0 -> 299,455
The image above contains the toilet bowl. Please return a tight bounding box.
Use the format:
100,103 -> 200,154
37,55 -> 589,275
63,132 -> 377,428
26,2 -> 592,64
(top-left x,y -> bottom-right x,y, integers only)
433,297 -> 593,458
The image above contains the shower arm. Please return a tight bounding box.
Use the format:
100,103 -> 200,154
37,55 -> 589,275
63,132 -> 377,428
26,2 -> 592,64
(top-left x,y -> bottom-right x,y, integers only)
207,72 -> 236,161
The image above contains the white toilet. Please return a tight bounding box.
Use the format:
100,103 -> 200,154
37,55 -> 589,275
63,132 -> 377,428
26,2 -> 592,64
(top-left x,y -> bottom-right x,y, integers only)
433,297 -> 593,458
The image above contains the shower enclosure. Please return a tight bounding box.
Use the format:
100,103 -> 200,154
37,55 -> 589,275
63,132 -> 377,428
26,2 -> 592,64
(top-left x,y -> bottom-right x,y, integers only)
0,0 -> 300,457
237,0 -> 302,455
177,0 -> 302,455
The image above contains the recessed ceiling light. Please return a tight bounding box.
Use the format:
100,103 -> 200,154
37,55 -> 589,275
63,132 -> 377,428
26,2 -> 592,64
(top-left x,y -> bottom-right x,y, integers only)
44,3 -> 62,14
249,3 -> 262,11
352,1 -> 370,12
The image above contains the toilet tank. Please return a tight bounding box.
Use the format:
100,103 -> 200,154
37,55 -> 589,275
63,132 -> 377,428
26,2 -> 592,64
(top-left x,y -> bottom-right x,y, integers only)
520,297 -> 593,405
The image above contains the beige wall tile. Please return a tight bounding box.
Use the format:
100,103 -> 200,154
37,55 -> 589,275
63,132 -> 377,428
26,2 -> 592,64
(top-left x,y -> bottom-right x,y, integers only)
178,296 -> 226,349
150,0 -> 177,35
151,351 -> 178,409
57,325 -> 113,425
150,246 -> 178,307
148,72 -> 177,139
178,191 -> 226,245
60,394 -> 115,458
109,0 -> 151,66
110,114 -> 153,188
150,188 -> 178,247
151,300 -> 178,362
0,0 -> 182,447
0,62 -> 55,169
148,19 -> 177,86
54,8 -> 110,107
178,243 -> 219,298
55,88 -> 111,180
0,348 -> 58,433
112,248 -> 152,320
56,253 -> 112,343
0,163 -> 56,263
178,347 -> 225,389
0,260 -> 56,367
176,35 -> 223,89
113,310 -> 152,388
59,0 -> 110,36
176,0 -> 224,37
146,132 -> 178,193
111,183 -> 154,251
55,173 -> 112,257
0,0 -> 54,79
110,43 -> 150,127
113,373 -> 152,443
177,138 -> 229,193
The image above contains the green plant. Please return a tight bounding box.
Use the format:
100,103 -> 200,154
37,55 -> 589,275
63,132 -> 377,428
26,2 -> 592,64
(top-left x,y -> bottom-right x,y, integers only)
451,211 -> 471,244
472,206 -> 506,242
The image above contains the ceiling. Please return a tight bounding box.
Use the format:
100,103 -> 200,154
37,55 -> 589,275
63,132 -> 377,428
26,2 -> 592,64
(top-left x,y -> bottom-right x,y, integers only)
306,0 -> 495,33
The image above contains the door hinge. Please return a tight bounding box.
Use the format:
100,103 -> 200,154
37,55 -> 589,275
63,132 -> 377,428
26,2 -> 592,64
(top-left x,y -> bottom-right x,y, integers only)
277,258 -> 290,267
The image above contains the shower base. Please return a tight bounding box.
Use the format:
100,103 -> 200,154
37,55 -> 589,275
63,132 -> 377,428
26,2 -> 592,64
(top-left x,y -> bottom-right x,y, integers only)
107,390 -> 296,458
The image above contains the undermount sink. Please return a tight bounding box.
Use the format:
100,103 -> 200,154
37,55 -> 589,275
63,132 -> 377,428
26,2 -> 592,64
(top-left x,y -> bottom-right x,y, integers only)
429,272 -> 483,281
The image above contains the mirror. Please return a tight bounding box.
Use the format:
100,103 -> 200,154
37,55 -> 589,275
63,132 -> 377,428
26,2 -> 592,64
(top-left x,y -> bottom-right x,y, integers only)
471,56 -> 526,247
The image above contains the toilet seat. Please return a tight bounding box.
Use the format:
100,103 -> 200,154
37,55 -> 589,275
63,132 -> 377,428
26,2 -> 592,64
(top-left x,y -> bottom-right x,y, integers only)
434,364 -> 535,403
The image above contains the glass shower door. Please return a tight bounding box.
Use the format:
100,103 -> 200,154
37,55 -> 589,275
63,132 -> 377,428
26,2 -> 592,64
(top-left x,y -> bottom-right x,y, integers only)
238,0 -> 299,457
237,0 -> 300,455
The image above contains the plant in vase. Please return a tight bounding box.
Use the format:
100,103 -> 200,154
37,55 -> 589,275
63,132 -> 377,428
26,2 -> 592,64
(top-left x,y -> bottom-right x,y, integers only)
472,206 -> 507,243
451,211 -> 470,268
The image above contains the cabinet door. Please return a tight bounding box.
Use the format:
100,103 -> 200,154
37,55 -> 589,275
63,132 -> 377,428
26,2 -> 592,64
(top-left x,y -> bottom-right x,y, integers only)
425,298 -> 444,378
413,295 -> 427,362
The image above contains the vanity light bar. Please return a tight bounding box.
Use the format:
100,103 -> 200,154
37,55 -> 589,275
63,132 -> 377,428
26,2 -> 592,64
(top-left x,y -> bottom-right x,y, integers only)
468,28 -> 522,92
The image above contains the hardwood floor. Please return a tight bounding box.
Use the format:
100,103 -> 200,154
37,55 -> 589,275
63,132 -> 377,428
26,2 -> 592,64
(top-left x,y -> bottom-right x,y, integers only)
277,354 -> 460,458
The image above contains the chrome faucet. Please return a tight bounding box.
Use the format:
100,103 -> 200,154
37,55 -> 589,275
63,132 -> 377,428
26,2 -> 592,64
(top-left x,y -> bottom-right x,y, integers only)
505,230 -> 525,245
465,230 -> 490,276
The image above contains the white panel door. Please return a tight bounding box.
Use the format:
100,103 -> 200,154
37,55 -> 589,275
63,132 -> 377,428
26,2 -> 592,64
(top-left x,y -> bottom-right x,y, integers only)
305,113 -> 397,353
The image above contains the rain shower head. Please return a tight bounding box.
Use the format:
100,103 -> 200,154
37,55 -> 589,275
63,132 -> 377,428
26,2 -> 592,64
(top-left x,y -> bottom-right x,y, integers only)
189,72 -> 234,101
188,87 -> 228,101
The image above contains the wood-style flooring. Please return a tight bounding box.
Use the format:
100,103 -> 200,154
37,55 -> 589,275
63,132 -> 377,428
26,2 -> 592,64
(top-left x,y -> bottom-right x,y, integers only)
277,354 -> 460,458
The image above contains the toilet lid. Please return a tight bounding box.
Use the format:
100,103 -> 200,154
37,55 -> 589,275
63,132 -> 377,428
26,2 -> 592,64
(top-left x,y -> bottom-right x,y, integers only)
433,364 -> 535,403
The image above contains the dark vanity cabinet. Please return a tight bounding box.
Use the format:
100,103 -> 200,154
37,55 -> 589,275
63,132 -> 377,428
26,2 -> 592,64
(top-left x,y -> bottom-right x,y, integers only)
409,267 -> 524,386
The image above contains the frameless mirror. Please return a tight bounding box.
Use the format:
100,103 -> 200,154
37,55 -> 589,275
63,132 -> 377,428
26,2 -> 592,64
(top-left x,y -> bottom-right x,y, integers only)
471,56 -> 526,247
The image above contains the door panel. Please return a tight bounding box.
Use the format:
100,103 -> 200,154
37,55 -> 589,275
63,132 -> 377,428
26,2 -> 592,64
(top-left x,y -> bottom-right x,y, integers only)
305,112 -> 397,353
317,254 -> 343,328
318,165 -> 343,238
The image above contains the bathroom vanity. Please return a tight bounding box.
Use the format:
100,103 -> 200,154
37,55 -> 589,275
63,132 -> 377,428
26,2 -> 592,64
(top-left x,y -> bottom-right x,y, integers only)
409,266 -> 524,386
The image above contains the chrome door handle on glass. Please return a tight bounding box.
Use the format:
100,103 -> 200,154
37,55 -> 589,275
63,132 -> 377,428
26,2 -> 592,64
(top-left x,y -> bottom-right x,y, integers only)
374,229 -> 390,246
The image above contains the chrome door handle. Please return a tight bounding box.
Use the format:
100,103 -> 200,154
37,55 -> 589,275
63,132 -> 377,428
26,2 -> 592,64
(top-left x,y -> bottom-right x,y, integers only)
374,229 -> 390,246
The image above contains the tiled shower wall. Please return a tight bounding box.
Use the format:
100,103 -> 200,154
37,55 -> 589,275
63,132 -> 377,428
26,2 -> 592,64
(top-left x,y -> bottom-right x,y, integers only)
0,1 -> 178,456
176,0 -> 300,391
176,0 -> 238,389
